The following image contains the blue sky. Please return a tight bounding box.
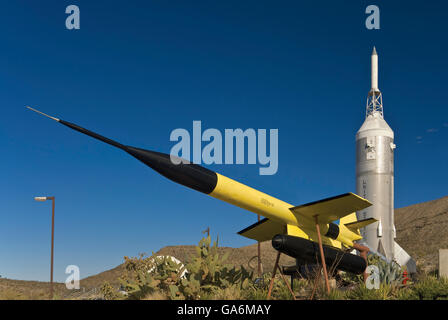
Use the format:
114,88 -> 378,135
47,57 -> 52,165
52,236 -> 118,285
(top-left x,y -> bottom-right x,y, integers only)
0,1 -> 446,282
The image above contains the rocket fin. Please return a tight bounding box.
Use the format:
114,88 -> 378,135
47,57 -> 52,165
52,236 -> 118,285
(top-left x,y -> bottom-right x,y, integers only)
237,218 -> 286,242
290,193 -> 372,224
394,241 -> 417,273
377,240 -> 386,257
344,218 -> 377,234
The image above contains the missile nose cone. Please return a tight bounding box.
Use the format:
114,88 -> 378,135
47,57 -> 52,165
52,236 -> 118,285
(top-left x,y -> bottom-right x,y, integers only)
125,146 -> 218,194
271,234 -> 286,250
372,46 -> 377,55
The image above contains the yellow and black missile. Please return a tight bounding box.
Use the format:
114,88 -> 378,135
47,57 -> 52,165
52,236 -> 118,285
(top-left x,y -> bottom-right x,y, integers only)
27,107 -> 302,225
28,107 -> 375,274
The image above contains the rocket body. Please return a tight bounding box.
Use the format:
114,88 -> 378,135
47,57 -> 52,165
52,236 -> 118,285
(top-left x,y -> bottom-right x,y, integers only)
356,47 -> 396,260
356,113 -> 395,259
128,145 -> 303,227
356,48 -> 415,271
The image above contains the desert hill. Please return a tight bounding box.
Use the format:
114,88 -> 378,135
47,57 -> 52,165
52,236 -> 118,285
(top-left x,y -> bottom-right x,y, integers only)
395,195 -> 448,272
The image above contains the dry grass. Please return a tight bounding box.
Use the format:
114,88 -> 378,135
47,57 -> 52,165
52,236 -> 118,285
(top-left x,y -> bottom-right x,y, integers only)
0,279 -> 70,300
142,292 -> 168,300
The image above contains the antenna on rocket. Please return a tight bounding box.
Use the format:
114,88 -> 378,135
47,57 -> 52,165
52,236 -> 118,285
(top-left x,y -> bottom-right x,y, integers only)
366,47 -> 384,118
26,106 -> 60,122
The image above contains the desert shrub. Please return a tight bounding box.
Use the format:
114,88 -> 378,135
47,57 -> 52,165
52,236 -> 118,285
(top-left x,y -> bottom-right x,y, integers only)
206,285 -> 246,300
394,287 -> 419,300
408,276 -> 448,300
345,283 -> 395,300
172,236 -> 253,299
338,270 -> 364,285
269,280 -> 294,300
324,288 -> 346,300
0,288 -> 28,300
142,291 -> 168,300
119,236 -> 253,300
243,287 -> 269,300
100,282 -> 124,300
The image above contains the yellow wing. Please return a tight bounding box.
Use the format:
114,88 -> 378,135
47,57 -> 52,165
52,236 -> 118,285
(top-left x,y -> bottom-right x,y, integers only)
237,218 -> 285,242
289,192 -> 372,224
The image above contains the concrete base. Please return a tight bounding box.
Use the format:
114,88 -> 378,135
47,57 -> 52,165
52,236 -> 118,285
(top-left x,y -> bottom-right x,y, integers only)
439,249 -> 448,278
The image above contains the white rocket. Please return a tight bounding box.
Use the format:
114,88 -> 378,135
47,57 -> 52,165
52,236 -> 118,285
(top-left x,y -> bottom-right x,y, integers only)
356,47 -> 416,272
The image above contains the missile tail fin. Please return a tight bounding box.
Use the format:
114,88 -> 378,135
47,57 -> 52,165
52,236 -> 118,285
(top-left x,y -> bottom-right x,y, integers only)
344,218 -> 377,234
289,193 -> 372,224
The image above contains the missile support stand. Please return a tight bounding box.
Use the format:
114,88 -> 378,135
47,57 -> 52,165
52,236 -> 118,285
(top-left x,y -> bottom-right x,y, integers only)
267,251 -> 297,300
313,215 -> 331,295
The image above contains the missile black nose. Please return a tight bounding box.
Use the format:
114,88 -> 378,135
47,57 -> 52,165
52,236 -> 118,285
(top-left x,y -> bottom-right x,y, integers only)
28,109 -> 220,196
125,146 -> 218,194
272,234 -> 286,250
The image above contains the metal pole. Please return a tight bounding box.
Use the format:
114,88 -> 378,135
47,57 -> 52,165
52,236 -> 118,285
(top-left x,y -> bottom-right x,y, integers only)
50,197 -> 55,299
267,251 -> 281,300
314,215 -> 330,294
353,243 -> 370,283
257,215 -> 261,277
309,266 -> 322,300
277,268 -> 297,300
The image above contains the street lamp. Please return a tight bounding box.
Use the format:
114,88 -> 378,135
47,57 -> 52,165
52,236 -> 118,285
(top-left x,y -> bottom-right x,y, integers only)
34,196 -> 55,300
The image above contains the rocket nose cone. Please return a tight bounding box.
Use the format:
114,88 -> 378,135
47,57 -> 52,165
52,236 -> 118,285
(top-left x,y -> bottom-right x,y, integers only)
272,234 -> 286,250
372,46 -> 377,55
125,146 -> 218,194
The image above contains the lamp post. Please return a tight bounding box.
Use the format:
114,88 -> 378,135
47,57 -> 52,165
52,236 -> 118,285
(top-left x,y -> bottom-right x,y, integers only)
257,214 -> 262,277
34,196 -> 55,300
